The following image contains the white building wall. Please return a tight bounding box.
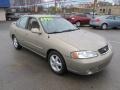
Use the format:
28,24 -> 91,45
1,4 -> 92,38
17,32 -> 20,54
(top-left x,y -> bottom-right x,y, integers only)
0,9 -> 6,21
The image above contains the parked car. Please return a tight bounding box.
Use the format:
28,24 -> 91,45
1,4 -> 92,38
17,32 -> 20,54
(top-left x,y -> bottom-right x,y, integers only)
6,13 -> 20,21
64,13 -> 90,27
85,12 -> 97,16
90,15 -> 120,30
10,15 -> 112,75
84,13 -> 97,19
61,13 -> 71,18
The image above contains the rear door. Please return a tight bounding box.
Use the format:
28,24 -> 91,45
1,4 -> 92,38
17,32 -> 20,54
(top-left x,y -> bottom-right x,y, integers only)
15,16 -> 29,46
106,16 -> 116,28
77,15 -> 90,25
115,16 -> 120,28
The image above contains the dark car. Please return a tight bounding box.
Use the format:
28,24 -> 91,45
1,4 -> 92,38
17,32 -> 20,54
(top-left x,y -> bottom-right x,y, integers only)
64,13 -> 90,27
6,13 -> 20,21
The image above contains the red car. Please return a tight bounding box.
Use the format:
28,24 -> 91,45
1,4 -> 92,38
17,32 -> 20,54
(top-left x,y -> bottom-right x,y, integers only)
65,14 -> 90,27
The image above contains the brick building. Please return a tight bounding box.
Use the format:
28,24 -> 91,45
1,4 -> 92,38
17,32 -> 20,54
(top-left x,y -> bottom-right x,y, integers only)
97,5 -> 120,15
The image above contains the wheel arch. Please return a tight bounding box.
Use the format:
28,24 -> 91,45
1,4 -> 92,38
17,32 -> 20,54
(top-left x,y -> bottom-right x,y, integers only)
47,49 -> 63,59
101,23 -> 109,27
46,49 -> 67,64
11,34 -> 15,40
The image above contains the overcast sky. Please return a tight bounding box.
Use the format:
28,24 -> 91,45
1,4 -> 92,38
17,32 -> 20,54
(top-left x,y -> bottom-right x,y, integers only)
68,0 -> 114,3
42,0 -> 114,7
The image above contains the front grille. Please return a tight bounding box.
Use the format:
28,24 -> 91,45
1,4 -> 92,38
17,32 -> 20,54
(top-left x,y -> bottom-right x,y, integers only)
98,45 -> 109,54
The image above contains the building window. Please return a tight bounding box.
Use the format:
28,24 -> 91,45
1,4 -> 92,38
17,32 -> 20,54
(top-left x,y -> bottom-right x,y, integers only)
103,9 -> 105,13
100,9 -> 102,12
108,9 -> 111,15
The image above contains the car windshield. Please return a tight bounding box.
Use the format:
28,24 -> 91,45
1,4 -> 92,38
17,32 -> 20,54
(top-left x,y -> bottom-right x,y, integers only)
39,17 -> 78,34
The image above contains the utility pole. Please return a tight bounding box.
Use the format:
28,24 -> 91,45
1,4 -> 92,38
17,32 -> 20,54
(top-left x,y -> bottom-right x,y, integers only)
61,0 -> 65,13
55,0 -> 57,14
93,0 -> 97,18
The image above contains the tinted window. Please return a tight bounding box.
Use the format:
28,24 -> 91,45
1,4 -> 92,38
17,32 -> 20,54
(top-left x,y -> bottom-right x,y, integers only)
76,14 -> 87,17
106,16 -> 115,20
27,18 -> 40,30
115,16 -> 120,20
16,16 -> 28,29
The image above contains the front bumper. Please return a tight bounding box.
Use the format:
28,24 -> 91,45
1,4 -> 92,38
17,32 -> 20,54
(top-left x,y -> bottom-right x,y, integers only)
66,49 -> 112,75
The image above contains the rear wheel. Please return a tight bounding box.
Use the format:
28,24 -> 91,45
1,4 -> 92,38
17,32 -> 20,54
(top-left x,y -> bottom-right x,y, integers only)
92,26 -> 96,29
8,18 -> 12,21
48,51 -> 67,75
12,36 -> 22,50
101,23 -> 108,30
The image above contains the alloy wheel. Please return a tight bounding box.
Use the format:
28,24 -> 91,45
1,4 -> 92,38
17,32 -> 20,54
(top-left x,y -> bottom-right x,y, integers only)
50,55 -> 62,72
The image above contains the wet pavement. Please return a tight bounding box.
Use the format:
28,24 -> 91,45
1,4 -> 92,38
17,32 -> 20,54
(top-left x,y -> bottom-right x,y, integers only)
0,22 -> 120,90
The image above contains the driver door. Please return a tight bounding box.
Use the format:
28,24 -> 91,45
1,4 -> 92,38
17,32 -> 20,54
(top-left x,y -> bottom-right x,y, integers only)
24,17 -> 45,56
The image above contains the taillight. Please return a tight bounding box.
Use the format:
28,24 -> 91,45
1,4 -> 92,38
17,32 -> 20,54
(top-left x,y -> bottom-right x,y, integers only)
95,18 -> 100,22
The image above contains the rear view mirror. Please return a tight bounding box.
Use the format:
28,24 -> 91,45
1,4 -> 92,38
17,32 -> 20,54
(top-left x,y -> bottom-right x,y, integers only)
31,28 -> 42,34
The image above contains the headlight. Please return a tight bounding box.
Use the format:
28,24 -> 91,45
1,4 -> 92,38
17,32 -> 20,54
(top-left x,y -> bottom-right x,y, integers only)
71,51 -> 98,59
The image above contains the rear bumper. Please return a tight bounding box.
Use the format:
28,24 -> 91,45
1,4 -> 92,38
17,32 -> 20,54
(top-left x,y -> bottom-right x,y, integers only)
90,21 -> 101,27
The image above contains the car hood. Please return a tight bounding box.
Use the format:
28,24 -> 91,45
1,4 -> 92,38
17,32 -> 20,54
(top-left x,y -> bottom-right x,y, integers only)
49,30 -> 107,51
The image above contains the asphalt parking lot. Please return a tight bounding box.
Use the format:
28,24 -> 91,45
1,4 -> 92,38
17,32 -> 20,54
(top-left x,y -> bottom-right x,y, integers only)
0,21 -> 120,90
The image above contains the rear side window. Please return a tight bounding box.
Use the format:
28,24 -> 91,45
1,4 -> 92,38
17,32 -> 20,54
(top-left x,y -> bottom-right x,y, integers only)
16,16 -> 28,29
115,16 -> 120,20
106,16 -> 115,20
76,14 -> 86,17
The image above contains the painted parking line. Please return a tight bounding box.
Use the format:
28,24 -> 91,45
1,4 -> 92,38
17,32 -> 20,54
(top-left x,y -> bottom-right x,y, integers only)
109,40 -> 120,44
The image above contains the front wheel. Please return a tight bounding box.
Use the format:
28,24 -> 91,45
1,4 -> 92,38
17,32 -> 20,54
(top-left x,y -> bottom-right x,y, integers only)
92,26 -> 96,29
76,21 -> 81,27
12,36 -> 22,50
48,51 -> 67,75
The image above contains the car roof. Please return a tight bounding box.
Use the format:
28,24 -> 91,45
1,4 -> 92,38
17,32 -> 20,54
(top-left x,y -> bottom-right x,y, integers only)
23,14 -> 61,18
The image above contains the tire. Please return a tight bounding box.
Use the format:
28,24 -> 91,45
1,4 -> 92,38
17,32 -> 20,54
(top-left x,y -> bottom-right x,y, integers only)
101,23 -> 108,30
48,51 -> 67,75
76,21 -> 81,27
8,18 -> 11,21
92,26 -> 96,29
12,36 -> 22,50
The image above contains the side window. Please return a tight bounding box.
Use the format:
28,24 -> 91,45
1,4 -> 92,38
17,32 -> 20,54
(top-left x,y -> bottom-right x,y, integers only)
16,16 -> 28,29
16,19 -> 21,27
106,16 -> 115,20
27,18 -> 40,30
103,9 -> 105,13
115,16 -> 120,21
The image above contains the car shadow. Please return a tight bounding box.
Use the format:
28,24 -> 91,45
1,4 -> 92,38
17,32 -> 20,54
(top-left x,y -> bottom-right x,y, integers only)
90,27 -> 120,31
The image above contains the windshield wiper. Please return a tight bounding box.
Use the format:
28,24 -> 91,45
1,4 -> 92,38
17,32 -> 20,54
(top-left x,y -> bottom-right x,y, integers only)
48,31 -> 62,34
48,29 -> 79,34
61,28 -> 79,32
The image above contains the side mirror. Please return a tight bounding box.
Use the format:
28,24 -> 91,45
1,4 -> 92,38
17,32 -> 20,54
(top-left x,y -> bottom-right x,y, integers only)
31,28 -> 42,34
